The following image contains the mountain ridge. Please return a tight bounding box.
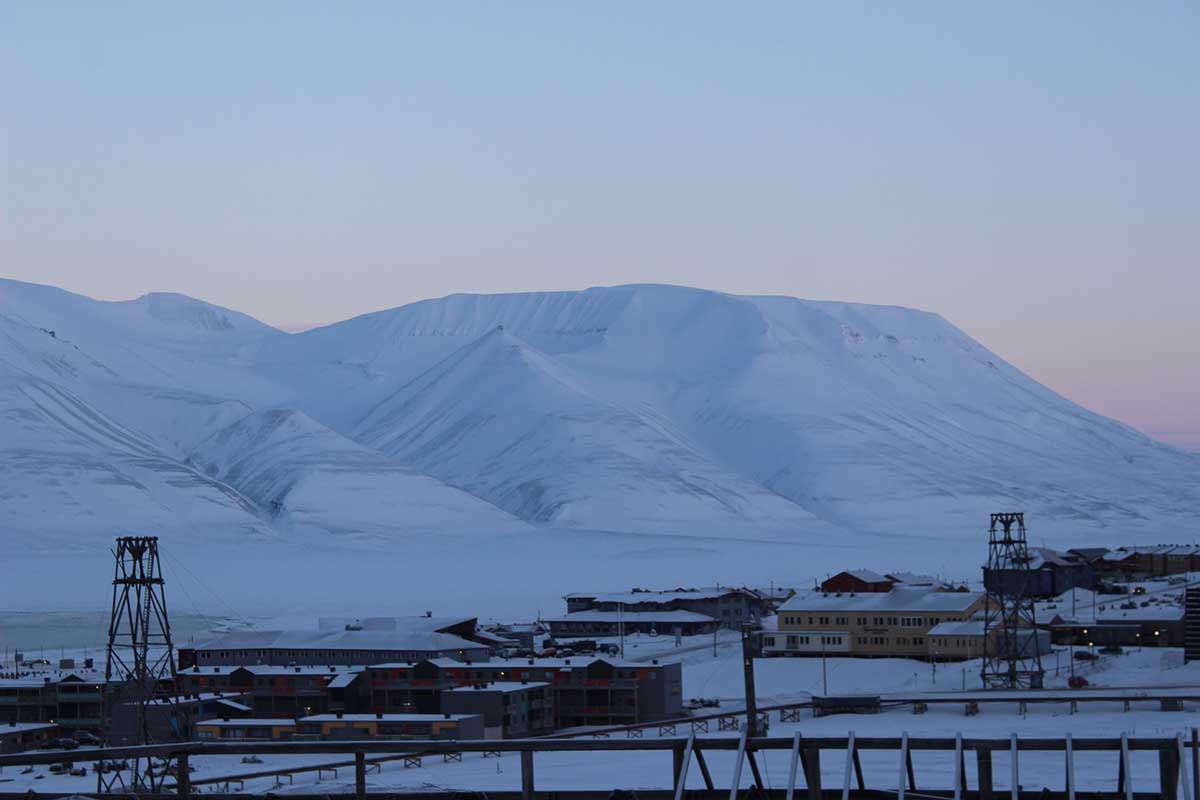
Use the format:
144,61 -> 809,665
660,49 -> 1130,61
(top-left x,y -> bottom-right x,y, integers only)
1,277 -> 1196,548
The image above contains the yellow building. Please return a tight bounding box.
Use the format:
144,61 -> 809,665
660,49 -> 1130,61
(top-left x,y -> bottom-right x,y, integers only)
195,719 -> 296,741
766,587 -> 986,660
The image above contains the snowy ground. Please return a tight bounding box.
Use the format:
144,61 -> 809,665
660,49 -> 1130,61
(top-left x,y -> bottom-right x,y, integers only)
6,646 -> 1198,794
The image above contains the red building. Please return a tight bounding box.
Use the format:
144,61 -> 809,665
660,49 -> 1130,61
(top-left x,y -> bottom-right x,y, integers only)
820,569 -> 895,594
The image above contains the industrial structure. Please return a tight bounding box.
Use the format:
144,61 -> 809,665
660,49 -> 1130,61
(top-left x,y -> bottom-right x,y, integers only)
980,513 -> 1045,689
101,536 -> 180,792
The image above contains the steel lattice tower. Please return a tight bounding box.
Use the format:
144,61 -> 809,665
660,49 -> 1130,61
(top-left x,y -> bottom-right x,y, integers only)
981,513 -> 1045,689
100,536 -> 180,793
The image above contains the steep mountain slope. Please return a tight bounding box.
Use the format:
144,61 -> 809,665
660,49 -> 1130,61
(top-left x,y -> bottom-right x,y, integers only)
2,278 -> 1197,553
355,327 -> 822,534
188,408 -> 526,538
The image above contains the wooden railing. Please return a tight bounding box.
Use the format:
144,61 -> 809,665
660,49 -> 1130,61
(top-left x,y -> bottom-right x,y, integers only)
1,731 -> 1199,800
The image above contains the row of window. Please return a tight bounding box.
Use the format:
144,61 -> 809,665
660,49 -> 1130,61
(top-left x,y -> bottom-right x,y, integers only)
762,635 -> 845,648
780,615 -> 965,628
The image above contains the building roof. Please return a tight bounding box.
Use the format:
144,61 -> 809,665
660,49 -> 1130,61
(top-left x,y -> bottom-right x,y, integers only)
372,655 -> 649,670
444,681 -> 551,693
838,569 -> 890,584
184,665 -> 363,677
192,628 -> 487,654
0,722 -> 57,735
196,718 -> 296,728
544,609 -> 716,624
780,588 -> 982,613
565,587 -> 758,604
328,672 -> 361,689
299,713 -> 479,723
886,572 -> 948,587
928,620 -> 987,637
316,616 -> 475,633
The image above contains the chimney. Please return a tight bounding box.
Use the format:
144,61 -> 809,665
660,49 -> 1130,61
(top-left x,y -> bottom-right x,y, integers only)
375,712 -> 382,719
295,667 -> 301,673
336,712 -> 343,719
443,713 -> 450,719
652,659 -> 659,665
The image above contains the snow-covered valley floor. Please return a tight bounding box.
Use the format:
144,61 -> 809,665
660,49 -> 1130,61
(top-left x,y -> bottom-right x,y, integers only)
6,646 -> 1198,795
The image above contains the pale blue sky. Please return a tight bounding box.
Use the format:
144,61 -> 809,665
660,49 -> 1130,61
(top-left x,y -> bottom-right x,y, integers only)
2,2 -> 1197,445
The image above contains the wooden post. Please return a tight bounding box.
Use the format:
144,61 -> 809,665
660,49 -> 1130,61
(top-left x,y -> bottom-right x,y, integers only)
177,753 -> 190,800
1193,728 -> 1199,800
694,746 -> 716,792
742,625 -> 759,737
674,735 -> 695,800
976,745 -> 993,800
953,733 -> 964,800
842,732 -> 856,800
786,731 -> 802,800
730,729 -> 748,799
354,751 -> 365,800
521,750 -> 535,800
1065,734 -> 1076,800
1120,732 -> 1133,800
1162,745 -> 1181,800
1180,734 -> 1195,800
1010,733 -> 1019,800
898,732 -> 911,800
804,746 -> 822,800
746,750 -> 766,792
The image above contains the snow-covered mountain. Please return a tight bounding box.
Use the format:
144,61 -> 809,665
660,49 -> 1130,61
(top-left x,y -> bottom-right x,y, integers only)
2,278 -> 1197,553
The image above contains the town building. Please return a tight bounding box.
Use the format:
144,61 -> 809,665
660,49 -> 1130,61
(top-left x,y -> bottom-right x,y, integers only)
543,609 -> 718,637
365,656 -> 682,729
441,682 -> 554,738
1104,545 -> 1200,578
179,616 -> 493,668
177,665 -> 365,717
765,588 -> 987,660
820,570 -> 894,594
983,548 -> 1096,599
296,712 -> 484,741
564,587 -> 769,629
108,692 -> 254,745
0,672 -> 108,734
195,718 -> 297,741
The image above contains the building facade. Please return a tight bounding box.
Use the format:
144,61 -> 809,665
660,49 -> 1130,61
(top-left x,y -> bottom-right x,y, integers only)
765,588 -> 987,660
564,588 -> 768,629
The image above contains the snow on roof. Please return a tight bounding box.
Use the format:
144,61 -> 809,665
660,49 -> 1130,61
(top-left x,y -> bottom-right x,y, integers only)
886,572 -> 946,586
328,672 -> 361,689
928,620 -> 987,637
316,616 -> 474,633
193,628 -> 487,654
196,718 -> 293,728
185,665 -> 363,677
544,609 -> 716,623
780,588 -> 983,613
216,698 -> 253,711
300,713 -> 478,723
444,681 -> 551,693
566,587 -> 757,604
371,656 -> 649,670
0,721 -> 57,734
843,569 -> 889,584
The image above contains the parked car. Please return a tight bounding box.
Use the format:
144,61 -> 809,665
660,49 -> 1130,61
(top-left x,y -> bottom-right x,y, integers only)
50,738 -> 80,750
1074,650 -> 1098,661
73,732 -> 101,746
1067,675 -> 1089,688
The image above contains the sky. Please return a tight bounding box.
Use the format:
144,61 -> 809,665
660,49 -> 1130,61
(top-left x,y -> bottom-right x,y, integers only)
1,2 -> 1197,447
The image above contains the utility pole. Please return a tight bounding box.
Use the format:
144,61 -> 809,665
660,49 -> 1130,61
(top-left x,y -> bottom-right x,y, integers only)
820,634 -> 828,696
618,603 -> 625,659
741,624 -> 759,736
